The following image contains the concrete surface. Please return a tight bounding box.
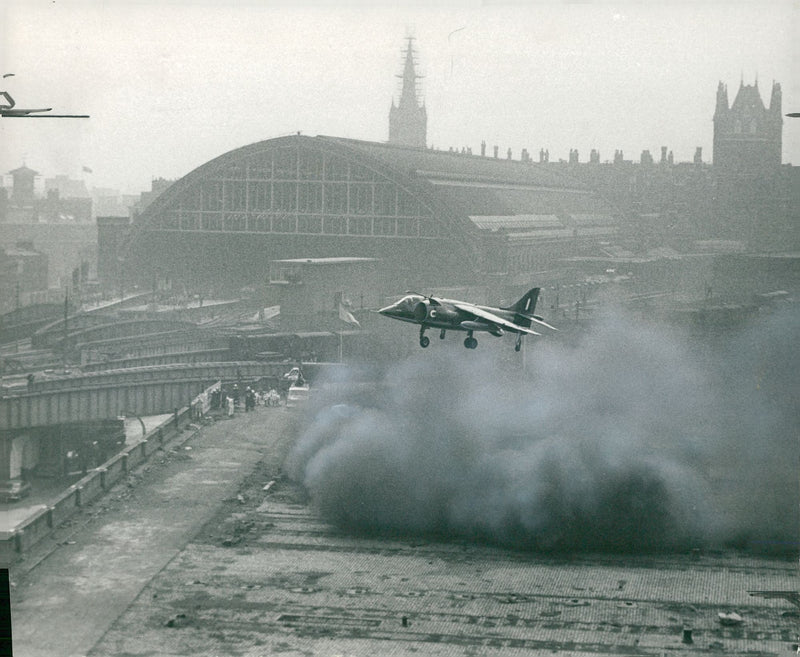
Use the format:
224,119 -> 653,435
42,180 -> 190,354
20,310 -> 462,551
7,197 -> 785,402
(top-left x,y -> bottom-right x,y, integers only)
9,405 -> 297,657
8,402 -> 799,656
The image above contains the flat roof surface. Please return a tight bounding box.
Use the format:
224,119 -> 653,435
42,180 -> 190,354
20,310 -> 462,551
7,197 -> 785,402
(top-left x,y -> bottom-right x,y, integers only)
96,474 -> 800,656
9,405 -> 798,656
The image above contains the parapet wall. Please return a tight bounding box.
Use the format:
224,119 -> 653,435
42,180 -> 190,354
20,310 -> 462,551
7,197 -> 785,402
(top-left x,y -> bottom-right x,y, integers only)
0,403 -> 196,566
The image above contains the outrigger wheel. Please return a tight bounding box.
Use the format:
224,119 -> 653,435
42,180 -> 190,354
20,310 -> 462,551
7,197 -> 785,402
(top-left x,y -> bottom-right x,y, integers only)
463,330 -> 478,349
515,335 -> 522,352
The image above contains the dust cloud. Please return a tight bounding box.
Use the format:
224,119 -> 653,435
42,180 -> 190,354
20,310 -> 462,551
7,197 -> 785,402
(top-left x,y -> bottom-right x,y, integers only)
286,305 -> 799,554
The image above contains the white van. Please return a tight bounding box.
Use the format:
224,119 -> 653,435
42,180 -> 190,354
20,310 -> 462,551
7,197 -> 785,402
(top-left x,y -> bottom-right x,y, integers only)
286,383 -> 309,407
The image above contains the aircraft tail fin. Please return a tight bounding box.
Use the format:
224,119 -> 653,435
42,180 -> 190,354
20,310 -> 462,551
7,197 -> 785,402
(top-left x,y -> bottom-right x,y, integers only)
501,287 -> 540,327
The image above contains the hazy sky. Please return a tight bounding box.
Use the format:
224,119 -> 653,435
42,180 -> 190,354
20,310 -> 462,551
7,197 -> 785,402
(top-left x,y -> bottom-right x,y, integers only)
1,0 -> 797,194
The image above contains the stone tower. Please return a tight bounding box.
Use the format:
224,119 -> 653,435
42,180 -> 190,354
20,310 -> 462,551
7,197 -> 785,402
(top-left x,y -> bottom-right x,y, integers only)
713,79 -> 782,173
389,38 -> 427,148
9,164 -> 38,206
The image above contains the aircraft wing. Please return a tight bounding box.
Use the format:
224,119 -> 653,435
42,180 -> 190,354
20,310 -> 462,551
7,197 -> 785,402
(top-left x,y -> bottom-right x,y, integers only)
451,301 -> 541,336
1,108 -> 50,115
516,313 -> 559,331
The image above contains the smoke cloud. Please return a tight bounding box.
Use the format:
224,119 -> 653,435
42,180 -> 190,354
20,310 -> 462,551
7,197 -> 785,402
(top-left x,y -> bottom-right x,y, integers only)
286,305 -> 799,554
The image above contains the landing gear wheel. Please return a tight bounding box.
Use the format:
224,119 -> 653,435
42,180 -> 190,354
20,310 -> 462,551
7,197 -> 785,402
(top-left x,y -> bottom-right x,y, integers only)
419,325 -> 429,348
439,329 -> 446,340
464,337 -> 478,349
515,336 -> 522,352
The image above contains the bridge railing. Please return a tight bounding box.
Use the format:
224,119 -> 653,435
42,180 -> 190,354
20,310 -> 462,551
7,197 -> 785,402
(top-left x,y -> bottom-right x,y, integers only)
0,363 -> 289,431
23,361 -> 287,393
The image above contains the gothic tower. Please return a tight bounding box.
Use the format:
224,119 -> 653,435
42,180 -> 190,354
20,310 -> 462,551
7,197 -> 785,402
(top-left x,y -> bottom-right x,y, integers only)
389,38 -> 427,148
713,79 -> 782,173
712,79 -> 785,245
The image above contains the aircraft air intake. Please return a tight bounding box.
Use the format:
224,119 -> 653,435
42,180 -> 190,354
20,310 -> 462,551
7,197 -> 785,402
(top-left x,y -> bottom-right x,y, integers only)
413,301 -> 459,324
413,301 -> 428,322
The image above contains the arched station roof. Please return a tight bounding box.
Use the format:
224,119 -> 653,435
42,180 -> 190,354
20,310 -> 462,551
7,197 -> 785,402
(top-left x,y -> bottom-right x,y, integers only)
128,134 -> 607,244
126,134 -> 480,251
123,134 -> 618,288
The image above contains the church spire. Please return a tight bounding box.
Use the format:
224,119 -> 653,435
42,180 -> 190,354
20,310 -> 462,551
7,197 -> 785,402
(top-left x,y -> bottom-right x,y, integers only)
398,37 -> 422,107
389,37 -> 427,148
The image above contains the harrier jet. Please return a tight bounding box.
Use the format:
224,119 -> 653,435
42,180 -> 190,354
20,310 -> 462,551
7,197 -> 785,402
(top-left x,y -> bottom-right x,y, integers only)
379,287 -> 556,351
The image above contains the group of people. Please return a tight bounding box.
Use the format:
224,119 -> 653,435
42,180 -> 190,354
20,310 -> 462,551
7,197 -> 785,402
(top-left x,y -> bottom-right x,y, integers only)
210,384 -> 282,417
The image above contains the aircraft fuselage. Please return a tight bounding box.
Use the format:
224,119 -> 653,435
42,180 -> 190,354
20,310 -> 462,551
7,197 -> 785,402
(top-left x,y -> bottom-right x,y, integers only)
378,288 -> 554,350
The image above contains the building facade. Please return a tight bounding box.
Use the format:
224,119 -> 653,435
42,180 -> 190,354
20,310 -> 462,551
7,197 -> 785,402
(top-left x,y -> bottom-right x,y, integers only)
0,241 -> 48,313
120,133 -> 619,297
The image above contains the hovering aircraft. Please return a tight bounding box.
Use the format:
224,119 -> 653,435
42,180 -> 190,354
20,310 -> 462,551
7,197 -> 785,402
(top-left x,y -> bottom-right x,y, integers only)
0,74 -> 88,118
378,287 -> 556,351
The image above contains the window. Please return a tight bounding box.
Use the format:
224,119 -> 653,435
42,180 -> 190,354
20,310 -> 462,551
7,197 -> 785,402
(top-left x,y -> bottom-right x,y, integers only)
273,214 -> 296,233
350,183 -> 372,215
274,182 -> 297,212
324,216 -> 344,234
348,216 -> 372,235
246,158 -> 272,180
225,180 -> 247,211
298,182 -> 322,213
374,184 -> 396,216
397,189 -> 419,216
202,213 -> 222,231
202,181 -> 223,211
324,154 -> 348,181
374,217 -> 396,236
298,150 -> 322,179
297,215 -> 322,234
248,182 -> 271,211
250,213 -> 270,232
396,218 -> 418,236
225,213 -> 247,231
324,183 -> 347,214
350,164 -> 374,181
273,148 -> 297,179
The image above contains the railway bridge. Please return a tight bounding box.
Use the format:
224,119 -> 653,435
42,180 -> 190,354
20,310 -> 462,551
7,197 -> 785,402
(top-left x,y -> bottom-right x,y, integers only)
0,361 -> 289,487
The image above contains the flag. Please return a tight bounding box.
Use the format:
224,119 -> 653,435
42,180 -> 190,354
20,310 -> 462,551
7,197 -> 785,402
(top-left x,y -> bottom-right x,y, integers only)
82,166 -> 93,173
338,303 -> 360,326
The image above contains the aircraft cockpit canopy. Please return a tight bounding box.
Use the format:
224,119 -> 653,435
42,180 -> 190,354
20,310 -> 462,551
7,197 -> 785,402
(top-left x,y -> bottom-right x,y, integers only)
378,294 -> 425,318
395,295 -> 424,311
